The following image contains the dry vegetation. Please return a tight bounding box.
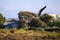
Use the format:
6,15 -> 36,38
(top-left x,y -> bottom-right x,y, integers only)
0,28 -> 60,40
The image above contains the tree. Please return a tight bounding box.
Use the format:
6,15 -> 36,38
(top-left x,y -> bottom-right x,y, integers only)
40,13 -> 55,27
0,13 -> 5,28
53,21 -> 60,27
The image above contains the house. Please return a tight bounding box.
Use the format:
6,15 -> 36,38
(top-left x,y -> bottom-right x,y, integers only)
48,14 -> 60,21
4,18 -> 19,29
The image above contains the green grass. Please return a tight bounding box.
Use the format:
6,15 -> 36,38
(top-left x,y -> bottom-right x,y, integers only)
0,28 -> 59,39
14,28 -> 26,33
0,29 -> 10,34
41,31 -> 59,38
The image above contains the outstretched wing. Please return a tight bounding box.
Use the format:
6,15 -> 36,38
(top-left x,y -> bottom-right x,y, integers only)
38,6 -> 47,16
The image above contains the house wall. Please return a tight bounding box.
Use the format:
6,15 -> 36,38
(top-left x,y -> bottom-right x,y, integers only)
48,14 -> 60,21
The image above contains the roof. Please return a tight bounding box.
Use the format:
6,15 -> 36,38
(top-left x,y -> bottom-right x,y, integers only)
4,18 -> 19,25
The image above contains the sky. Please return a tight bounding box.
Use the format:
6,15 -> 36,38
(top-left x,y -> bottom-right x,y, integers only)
0,0 -> 60,18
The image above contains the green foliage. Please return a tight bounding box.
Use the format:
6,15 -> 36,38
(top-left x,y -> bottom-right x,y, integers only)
53,21 -> 60,27
42,31 -> 59,38
40,13 -> 55,27
0,13 -> 5,28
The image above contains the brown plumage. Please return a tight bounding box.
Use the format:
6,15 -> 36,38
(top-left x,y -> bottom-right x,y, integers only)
38,6 -> 47,16
18,6 -> 47,28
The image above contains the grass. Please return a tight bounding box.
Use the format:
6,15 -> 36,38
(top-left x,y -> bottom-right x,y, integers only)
15,28 -> 26,33
41,31 -> 59,38
0,28 -> 59,39
0,29 -> 10,34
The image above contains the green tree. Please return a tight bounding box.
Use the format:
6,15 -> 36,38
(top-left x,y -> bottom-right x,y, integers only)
40,13 -> 55,27
0,13 -> 5,28
53,21 -> 60,27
